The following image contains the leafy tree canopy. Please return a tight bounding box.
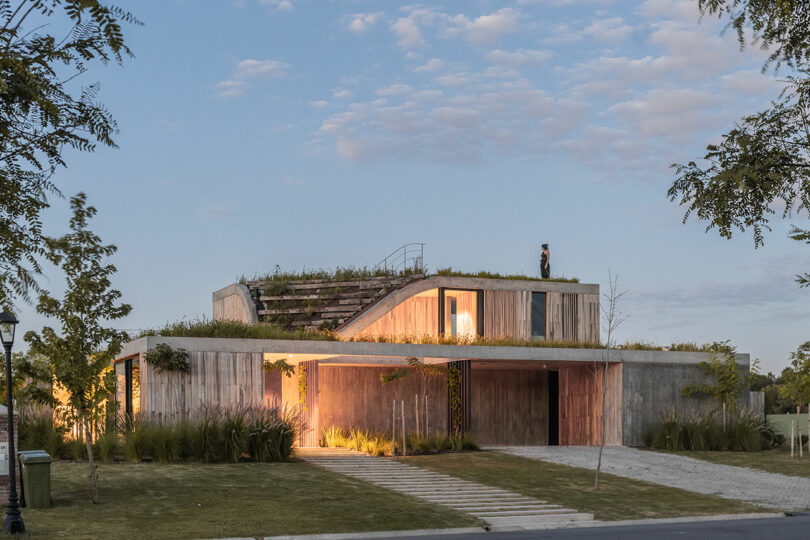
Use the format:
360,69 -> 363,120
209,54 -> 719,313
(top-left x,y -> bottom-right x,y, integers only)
779,341 -> 810,406
24,192 -> 130,503
0,1 -> 140,310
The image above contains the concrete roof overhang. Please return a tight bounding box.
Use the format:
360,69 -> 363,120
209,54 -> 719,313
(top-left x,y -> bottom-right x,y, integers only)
117,336 -> 750,368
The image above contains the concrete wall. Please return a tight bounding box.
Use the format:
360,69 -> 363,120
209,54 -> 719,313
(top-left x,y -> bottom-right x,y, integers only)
621,362 -> 750,446
212,284 -> 258,324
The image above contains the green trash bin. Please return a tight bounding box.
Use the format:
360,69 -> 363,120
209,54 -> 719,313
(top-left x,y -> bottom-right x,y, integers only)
18,450 -> 51,509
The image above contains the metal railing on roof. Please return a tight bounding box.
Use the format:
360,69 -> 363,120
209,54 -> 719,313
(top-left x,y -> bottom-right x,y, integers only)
372,243 -> 425,276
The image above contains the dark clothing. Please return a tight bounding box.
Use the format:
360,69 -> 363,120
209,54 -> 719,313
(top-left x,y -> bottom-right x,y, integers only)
540,252 -> 550,278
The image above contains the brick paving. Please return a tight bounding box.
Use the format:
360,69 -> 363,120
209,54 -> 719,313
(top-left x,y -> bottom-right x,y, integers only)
494,446 -> 810,510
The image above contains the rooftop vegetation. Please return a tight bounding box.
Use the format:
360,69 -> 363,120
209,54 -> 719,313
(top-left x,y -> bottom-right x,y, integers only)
138,319 -> 337,341
240,265 -> 420,284
350,334 -> 605,349
435,267 -> 580,283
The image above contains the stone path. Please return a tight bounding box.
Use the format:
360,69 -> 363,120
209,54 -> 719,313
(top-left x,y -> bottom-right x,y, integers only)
494,446 -> 810,510
299,448 -> 593,530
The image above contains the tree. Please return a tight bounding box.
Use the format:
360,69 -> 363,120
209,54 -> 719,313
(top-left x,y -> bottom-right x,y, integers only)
25,193 -> 131,504
668,1 -> 810,280
594,271 -> 625,491
1,1 -> 140,310
779,341 -> 810,449
406,357 -> 445,435
682,341 -> 752,426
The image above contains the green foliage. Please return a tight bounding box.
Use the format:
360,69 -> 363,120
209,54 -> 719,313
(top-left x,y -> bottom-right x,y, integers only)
352,333 -> 604,349
298,363 -> 308,411
778,341 -> 810,406
23,194 -> 131,501
646,410 -> 778,452
320,425 -> 479,456
682,341 -> 746,411
0,350 -> 55,408
0,1 -> 141,310
120,405 -> 303,463
19,411 -> 68,459
139,318 -> 337,341
263,358 -> 295,378
790,227 -> 810,286
434,267 -> 579,283
244,264 -> 417,285
144,343 -> 190,374
447,366 -> 462,433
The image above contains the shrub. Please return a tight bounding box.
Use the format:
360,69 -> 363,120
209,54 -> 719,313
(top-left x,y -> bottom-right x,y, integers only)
647,409 -> 776,452
19,411 -> 68,459
321,425 -> 479,456
94,430 -> 121,463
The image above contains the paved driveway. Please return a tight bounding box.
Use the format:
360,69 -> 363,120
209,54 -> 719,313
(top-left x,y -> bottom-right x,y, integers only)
493,446 -> 810,510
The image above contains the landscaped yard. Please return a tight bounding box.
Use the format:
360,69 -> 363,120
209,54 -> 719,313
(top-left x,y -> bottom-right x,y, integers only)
20,461 -> 480,539
407,450 -> 768,520
654,447 -> 810,479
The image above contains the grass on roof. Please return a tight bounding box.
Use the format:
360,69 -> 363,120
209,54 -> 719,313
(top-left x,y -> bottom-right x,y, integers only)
240,265 -> 422,284
349,334 -> 605,349
434,267 -> 579,283
138,319 -> 338,341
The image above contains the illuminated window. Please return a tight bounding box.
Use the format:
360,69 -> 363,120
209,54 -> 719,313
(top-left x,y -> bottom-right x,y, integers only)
114,357 -> 141,421
440,289 -> 481,337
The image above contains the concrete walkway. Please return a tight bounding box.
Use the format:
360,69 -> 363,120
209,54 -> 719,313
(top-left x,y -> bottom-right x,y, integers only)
299,448 -> 593,530
493,446 -> 810,510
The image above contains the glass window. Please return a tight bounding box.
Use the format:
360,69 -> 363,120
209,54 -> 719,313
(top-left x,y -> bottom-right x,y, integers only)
442,290 -> 478,337
531,292 -> 546,339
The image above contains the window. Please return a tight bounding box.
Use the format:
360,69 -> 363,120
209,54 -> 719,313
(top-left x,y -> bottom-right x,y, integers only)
439,289 -> 482,337
531,292 -> 546,339
115,357 -> 141,420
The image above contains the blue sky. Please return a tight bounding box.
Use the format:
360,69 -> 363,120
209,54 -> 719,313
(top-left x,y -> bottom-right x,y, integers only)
15,0 -> 810,374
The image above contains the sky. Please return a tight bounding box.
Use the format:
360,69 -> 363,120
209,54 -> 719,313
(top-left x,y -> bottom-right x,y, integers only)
12,0 -> 810,375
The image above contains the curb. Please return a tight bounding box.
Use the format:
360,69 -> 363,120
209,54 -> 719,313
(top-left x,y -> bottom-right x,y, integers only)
261,527 -> 486,540
243,512 -> 788,539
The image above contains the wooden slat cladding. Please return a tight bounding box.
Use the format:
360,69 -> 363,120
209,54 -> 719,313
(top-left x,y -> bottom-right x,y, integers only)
559,364 -> 622,446
298,360 -> 320,448
577,294 -> 600,343
547,293 -> 563,340
140,351 -> 263,423
471,368 -> 548,445
355,293 -> 439,339
318,366 -> 448,435
483,290 -> 531,339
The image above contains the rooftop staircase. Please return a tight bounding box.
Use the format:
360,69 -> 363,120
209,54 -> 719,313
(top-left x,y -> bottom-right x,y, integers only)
245,244 -> 425,331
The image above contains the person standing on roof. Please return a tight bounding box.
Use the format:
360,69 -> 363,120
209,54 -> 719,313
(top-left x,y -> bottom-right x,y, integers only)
540,244 -> 550,279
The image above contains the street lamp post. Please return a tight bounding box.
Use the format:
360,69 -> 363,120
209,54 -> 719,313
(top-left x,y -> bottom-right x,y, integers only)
0,312 -> 24,535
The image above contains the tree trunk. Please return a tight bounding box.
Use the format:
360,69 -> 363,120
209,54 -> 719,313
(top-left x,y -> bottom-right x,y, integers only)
392,399 -> 396,457
425,394 -> 429,435
401,400 -> 406,458
595,361 -> 608,491
415,394 -> 420,436
82,412 -> 99,504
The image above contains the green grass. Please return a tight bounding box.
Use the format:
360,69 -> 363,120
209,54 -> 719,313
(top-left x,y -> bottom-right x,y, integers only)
241,265 -> 421,284
138,318 -> 338,341
349,333 -> 605,348
434,267 -> 579,283
654,447 -> 810,479
407,451 -> 767,520
21,461 -> 479,539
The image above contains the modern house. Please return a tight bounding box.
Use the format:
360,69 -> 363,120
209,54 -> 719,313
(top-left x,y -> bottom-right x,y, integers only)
114,270 -> 754,448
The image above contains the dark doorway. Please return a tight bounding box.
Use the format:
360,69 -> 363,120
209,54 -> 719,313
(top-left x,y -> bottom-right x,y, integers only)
548,370 -> 559,445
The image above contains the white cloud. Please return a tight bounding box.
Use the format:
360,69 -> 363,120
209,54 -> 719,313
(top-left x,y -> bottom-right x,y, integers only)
333,89 -> 352,99
434,73 -> 470,87
485,48 -> 552,67
450,8 -> 521,45
309,100 -> 329,108
720,69 -> 785,95
258,0 -> 297,13
348,12 -> 383,34
376,83 -> 413,96
584,17 -> 633,42
608,88 -> 721,141
638,0 -> 700,23
216,58 -> 289,98
392,14 -> 426,50
414,58 -> 444,72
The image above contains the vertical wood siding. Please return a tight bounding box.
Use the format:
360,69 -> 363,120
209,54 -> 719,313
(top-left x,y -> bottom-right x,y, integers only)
559,364 -> 622,445
356,293 -> 439,338
298,360 -> 320,447
483,290 -> 531,339
141,351 -> 263,422
577,294 -> 600,343
318,366 -> 448,435
471,368 -> 549,445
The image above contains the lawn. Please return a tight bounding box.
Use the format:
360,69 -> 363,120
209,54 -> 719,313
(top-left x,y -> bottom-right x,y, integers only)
407,451 -> 767,521
19,461 -> 480,539
654,447 -> 810,479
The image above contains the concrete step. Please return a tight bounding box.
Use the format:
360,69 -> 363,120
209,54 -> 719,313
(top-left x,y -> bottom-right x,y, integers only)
450,504 -> 557,511
471,508 -> 577,517
483,513 -> 594,525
